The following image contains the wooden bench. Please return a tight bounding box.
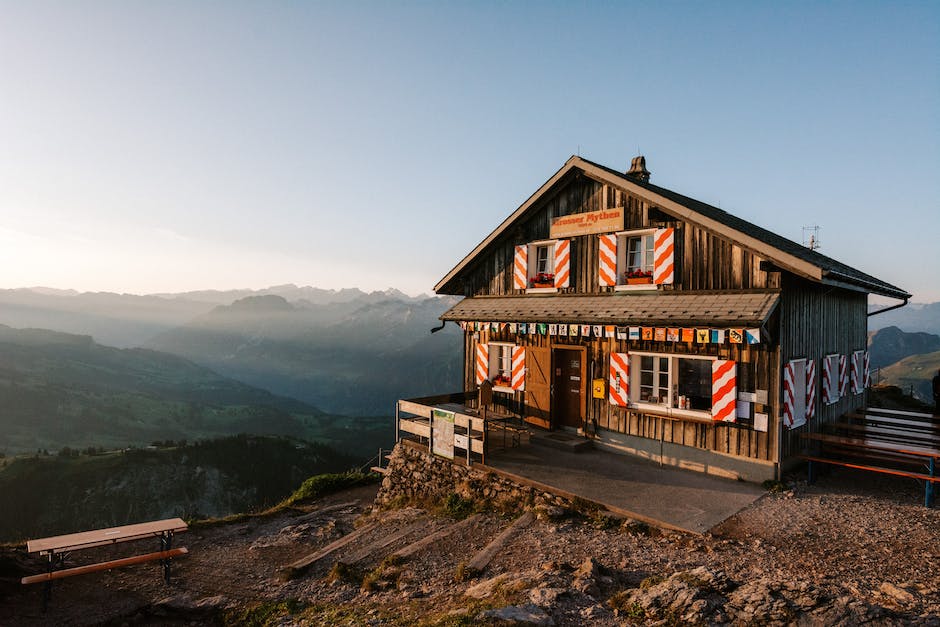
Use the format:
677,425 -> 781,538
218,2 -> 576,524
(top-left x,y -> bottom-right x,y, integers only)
800,431 -> 939,507
21,518 -> 189,608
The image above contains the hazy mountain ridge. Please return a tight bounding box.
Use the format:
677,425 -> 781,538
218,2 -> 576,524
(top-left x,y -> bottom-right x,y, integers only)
868,301 -> 940,336
0,324 -> 390,456
147,294 -> 463,415
0,285 -> 433,348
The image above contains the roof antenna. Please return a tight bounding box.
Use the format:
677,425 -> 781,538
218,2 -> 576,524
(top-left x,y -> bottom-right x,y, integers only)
802,225 -> 821,250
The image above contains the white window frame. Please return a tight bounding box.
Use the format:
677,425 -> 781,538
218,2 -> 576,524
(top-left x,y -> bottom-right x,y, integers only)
526,239 -> 558,294
614,229 -> 656,292
629,351 -> 716,419
825,354 -> 841,405
489,342 -> 515,392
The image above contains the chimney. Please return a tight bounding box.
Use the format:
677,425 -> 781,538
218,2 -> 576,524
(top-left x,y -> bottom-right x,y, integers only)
626,155 -> 650,183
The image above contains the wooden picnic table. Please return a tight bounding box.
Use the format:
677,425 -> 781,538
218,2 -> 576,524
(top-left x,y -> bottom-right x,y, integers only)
827,421 -> 940,447
21,518 -> 189,609
800,430 -> 939,507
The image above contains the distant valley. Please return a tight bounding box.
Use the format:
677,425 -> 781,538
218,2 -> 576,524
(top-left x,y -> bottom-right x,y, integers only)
0,324 -> 389,457
0,285 -> 463,417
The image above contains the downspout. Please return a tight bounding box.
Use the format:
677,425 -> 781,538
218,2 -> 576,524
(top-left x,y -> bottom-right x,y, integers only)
867,297 -> 909,317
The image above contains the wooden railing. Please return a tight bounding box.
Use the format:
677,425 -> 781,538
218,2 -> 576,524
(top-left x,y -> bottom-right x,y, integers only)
395,390 -> 526,465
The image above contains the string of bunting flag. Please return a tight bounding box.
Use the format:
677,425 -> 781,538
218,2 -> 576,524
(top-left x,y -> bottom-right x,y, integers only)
456,321 -> 762,344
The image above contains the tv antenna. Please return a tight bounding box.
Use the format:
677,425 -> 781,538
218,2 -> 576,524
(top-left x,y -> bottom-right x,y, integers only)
802,225 -> 821,250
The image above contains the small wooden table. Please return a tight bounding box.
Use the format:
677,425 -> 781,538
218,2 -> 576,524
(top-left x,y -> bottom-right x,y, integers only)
22,518 -> 189,608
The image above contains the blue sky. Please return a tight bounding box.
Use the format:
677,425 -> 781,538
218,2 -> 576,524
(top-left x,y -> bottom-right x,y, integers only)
0,1 -> 937,301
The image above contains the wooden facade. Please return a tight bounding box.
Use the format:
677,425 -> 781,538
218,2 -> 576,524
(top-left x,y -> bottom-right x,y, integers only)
429,156 -> 908,482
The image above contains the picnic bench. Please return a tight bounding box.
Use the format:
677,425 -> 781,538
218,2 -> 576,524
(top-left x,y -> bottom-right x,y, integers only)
800,408 -> 940,508
21,518 -> 189,608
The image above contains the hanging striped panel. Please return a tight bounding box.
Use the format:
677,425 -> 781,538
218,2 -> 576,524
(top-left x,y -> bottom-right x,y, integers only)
598,234 -> 617,287
851,351 -> 862,394
653,228 -> 675,285
783,360 -> 796,428
513,245 -> 527,290
805,359 -> 816,420
863,351 -> 871,388
609,352 -> 630,407
711,360 -> 736,422
554,240 -> 570,288
821,356 -> 833,405
475,343 -> 489,385
511,346 -> 525,391
838,354 -> 848,397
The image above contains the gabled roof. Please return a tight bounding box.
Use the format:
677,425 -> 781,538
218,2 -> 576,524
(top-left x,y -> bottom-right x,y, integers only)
435,156 -> 909,300
442,291 -> 780,327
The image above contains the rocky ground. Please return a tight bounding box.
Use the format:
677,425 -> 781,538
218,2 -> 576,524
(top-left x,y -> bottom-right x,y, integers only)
1,469 -> 938,626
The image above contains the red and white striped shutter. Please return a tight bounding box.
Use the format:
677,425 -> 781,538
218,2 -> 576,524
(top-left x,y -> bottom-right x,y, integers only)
598,234 -> 617,287
554,239 -> 570,288
511,346 -> 525,391
783,360 -> 796,428
821,357 -> 832,405
864,351 -> 871,388
513,245 -> 528,290
653,228 -> 675,285
805,359 -> 816,420
712,360 -> 736,422
839,354 -> 848,397
851,351 -> 861,394
475,343 -> 489,385
609,352 -> 630,407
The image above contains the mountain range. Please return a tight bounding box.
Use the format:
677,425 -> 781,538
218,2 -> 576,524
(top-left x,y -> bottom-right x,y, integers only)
0,324 -> 389,457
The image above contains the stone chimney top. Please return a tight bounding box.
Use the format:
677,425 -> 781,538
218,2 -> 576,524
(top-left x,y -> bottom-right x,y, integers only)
626,155 -> 650,183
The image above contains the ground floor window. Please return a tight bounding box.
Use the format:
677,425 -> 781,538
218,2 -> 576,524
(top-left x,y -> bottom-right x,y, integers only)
489,343 -> 514,389
632,353 -> 715,412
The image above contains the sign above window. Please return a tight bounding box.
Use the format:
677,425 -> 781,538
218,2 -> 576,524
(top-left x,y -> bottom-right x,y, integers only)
549,207 -> 623,238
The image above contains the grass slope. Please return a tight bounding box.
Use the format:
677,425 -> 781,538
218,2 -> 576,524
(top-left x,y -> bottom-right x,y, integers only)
0,435 -> 359,543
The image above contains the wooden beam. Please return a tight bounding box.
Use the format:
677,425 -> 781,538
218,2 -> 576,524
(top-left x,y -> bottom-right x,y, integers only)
280,522 -> 379,576
466,511 -> 534,573
393,514 -> 482,560
21,548 -> 188,585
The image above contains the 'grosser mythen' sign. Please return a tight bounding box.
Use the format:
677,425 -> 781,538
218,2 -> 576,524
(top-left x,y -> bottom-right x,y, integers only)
549,207 -> 623,238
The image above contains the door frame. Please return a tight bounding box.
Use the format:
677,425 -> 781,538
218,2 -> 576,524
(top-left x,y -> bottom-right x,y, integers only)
551,343 -> 587,430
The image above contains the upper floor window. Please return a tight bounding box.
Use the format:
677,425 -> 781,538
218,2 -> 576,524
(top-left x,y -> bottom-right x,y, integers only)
513,239 -> 570,292
599,228 -> 675,289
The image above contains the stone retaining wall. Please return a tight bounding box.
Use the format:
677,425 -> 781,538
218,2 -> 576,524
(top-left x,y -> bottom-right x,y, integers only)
375,441 -> 574,514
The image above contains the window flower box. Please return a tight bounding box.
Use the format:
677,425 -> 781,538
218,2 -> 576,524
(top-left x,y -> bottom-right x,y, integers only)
623,270 -> 653,285
529,272 -> 555,289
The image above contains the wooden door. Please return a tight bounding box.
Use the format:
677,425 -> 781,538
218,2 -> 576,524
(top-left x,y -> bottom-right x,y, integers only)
525,346 -> 552,429
553,348 -> 584,429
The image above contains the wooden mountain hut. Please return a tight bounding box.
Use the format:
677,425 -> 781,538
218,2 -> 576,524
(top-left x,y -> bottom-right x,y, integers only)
400,155 -> 909,482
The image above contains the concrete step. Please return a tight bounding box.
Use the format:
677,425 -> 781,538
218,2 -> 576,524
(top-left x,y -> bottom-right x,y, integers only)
531,431 -> 593,453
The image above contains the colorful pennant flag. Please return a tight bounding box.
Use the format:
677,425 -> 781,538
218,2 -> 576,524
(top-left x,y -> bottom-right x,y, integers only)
681,328 -> 694,342
641,327 -> 654,340
549,323 -> 558,336
569,324 -> 579,337
696,329 -> 710,343
538,323 -> 547,335
519,323 -> 527,334
508,323 -> 517,334
729,329 -> 744,344
711,329 -> 725,344
580,324 -> 590,337
654,328 -> 666,341
559,324 -> 568,336
605,325 -> 615,338
746,328 -> 761,344
628,327 -> 640,340
593,325 -> 602,338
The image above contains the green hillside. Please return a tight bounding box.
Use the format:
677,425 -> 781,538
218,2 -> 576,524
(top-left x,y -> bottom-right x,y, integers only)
0,325 -> 391,457
877,349 -> 940,403
0,435 -> 360,542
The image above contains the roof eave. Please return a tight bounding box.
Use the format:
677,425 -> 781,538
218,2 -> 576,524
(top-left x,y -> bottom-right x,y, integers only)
821,270 -> 911,301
